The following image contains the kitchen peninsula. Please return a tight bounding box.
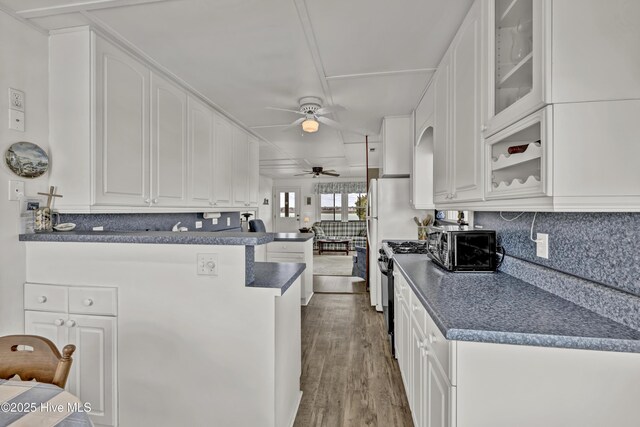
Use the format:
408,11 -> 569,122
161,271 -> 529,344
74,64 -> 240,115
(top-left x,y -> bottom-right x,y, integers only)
19,231 -> 307,427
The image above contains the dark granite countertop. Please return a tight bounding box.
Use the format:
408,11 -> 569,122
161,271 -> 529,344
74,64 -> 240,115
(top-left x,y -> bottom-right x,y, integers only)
249,262 -> 306,295
19,231 -> 274,245
272,233 -> 314,242
393,254 -> 640,353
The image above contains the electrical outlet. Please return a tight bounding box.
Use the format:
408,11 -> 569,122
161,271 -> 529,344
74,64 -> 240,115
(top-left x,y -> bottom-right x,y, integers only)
211,218 -> 218,225
195,221 -> 202,229
9,88 -> 24,111
197,253 -> 218,276
536,233 -> 549,259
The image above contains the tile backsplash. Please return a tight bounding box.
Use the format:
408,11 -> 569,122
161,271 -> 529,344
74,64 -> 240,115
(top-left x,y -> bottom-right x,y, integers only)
474,211 -> 640,297
57,212 -> 241,232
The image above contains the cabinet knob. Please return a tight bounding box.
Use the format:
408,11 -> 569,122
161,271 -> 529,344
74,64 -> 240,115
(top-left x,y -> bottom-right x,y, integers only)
417,339 -> 425,349
481,125 -> 487,132
83,298 -> 94,307
65,319 -> 76,328
37,296 -> 47,304
54,318 -> 65,327
144,199 -> 150,204
429,333 -> 437,344
209,202 -> 214,206
412,304 -> 419,312
397,296 -> 403,302
152,199 -> 159,204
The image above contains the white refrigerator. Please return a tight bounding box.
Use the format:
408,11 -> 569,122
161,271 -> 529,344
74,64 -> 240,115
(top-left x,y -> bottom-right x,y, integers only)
366,178 -> 430,311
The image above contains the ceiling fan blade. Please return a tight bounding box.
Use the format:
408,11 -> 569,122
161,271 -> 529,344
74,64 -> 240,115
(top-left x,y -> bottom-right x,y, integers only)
315,105 -> 346,115
294,173 -> 311,176
266,106 -> 306,116
316,116 -> 345,130
321,171 -> 340,177
281,117 -> 306,131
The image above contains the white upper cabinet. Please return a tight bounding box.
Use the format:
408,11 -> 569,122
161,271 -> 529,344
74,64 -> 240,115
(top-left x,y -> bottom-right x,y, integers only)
48,27 -> 259,213
450,0 -> 483,202
381,116 -> 412,177
151,73 -> 188,207
232,126 -> 249,207
247,137 -> 260,206
486,0 -> 640,136
188,96 -> 214,207
213,114 -> 233,207
412,84 -> 436,210
94,36 -> 150,207
426,0 -> 484,206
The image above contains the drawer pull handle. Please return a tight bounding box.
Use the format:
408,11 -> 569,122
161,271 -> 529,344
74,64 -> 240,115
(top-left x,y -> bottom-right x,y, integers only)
54,319 -> 65,327
429,333 -> 437,344
83,298 -> 94,307
65,320 -> 76,328
37,296 -> 47,304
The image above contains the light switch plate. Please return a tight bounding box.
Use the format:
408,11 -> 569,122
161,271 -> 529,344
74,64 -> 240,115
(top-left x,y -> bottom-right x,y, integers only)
9,88 -> 24,111
226,217 -> 230,226
9,109 -> 24,131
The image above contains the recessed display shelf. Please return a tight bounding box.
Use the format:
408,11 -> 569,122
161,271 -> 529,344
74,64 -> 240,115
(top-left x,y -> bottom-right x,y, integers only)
492,142 -> 541,171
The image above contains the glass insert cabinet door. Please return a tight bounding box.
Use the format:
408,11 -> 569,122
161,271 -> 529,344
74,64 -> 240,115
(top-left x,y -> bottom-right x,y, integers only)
495,0 -> 533,115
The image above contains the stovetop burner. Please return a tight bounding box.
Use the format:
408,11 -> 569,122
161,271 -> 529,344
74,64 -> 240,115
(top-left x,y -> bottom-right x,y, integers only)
386,241 -> 429,255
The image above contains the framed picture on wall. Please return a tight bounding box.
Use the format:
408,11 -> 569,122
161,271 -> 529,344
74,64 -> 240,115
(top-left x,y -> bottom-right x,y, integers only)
306,196 -> 312,206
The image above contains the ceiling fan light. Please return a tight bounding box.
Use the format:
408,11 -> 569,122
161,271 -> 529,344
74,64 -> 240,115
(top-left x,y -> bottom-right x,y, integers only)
302,119 -> 319,133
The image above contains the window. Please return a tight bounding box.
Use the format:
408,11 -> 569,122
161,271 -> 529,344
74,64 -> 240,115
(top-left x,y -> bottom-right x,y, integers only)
320,192 -> 367,221
279,191 -> 296,218
320,193 -> 341,221
347,193 -> 367,220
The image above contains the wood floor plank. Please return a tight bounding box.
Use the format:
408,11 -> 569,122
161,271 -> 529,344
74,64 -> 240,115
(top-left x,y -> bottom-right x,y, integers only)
294,288 -> 414,427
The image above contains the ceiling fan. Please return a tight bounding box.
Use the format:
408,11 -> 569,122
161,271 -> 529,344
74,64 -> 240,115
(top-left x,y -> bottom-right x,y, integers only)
295,166 -> 340,178
266,96 -> 346,133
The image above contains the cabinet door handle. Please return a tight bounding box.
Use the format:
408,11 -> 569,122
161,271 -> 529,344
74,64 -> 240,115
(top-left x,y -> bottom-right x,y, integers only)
83,298 -> 94,307
54,318 -> 65,327
65,319 -> 76,328
37,296 -> 47,304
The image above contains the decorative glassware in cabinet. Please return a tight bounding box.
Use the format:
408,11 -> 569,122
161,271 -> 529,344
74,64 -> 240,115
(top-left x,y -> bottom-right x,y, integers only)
495,0 -> 533,115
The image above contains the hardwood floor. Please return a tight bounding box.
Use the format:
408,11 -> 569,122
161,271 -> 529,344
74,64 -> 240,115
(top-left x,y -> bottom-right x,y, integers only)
294,287 -> 414,427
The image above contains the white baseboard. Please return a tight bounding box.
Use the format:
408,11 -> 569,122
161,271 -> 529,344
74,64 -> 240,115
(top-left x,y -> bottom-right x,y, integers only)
301,292 -> 314,306
288,391 -> 303,427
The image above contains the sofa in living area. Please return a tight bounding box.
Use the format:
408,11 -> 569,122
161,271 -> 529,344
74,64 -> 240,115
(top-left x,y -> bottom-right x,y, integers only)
311,221 -> 367,252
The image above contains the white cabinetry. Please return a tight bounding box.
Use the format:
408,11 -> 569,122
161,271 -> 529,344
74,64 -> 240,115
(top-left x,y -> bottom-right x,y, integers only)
188,96 -> 214,207
94,35 -> 150,207
267,239 -> 314,305
381,116 -> 412,177
486,0 -> 640,136
49,27 -> 259,213
24,284 -> 117,427
151,73 -> 188,207
433,0 -> 484,205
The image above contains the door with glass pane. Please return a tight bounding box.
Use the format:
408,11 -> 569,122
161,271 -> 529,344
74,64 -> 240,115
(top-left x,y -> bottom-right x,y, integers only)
274,187 -> 300,232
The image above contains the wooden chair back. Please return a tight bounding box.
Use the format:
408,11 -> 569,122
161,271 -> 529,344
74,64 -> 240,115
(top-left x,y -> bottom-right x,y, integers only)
0,335 -> 75,388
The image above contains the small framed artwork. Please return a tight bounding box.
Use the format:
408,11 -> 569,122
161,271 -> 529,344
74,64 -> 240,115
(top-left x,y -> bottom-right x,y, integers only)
306,196 -> 312,206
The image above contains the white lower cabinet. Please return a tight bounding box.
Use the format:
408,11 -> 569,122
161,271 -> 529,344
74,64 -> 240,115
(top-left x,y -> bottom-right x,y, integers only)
24,284 -> 117,427
395,272 -> 454,427
395,272 -> 640,427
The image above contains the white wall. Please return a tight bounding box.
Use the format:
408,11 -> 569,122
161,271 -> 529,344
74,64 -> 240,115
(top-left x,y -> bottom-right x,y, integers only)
272,176 -> 366,226
0,12 -> 49,334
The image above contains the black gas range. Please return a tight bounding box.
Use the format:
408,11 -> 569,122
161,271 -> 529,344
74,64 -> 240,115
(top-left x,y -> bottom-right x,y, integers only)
378,240 -> 429,355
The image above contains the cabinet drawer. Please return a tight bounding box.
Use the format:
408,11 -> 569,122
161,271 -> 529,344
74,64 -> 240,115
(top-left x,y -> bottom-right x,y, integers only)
24,284 -> 68,312
425,309 -> 455,385
267,242 -> 303,254
408,290 -> 427,335
69,287 -> 117,316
